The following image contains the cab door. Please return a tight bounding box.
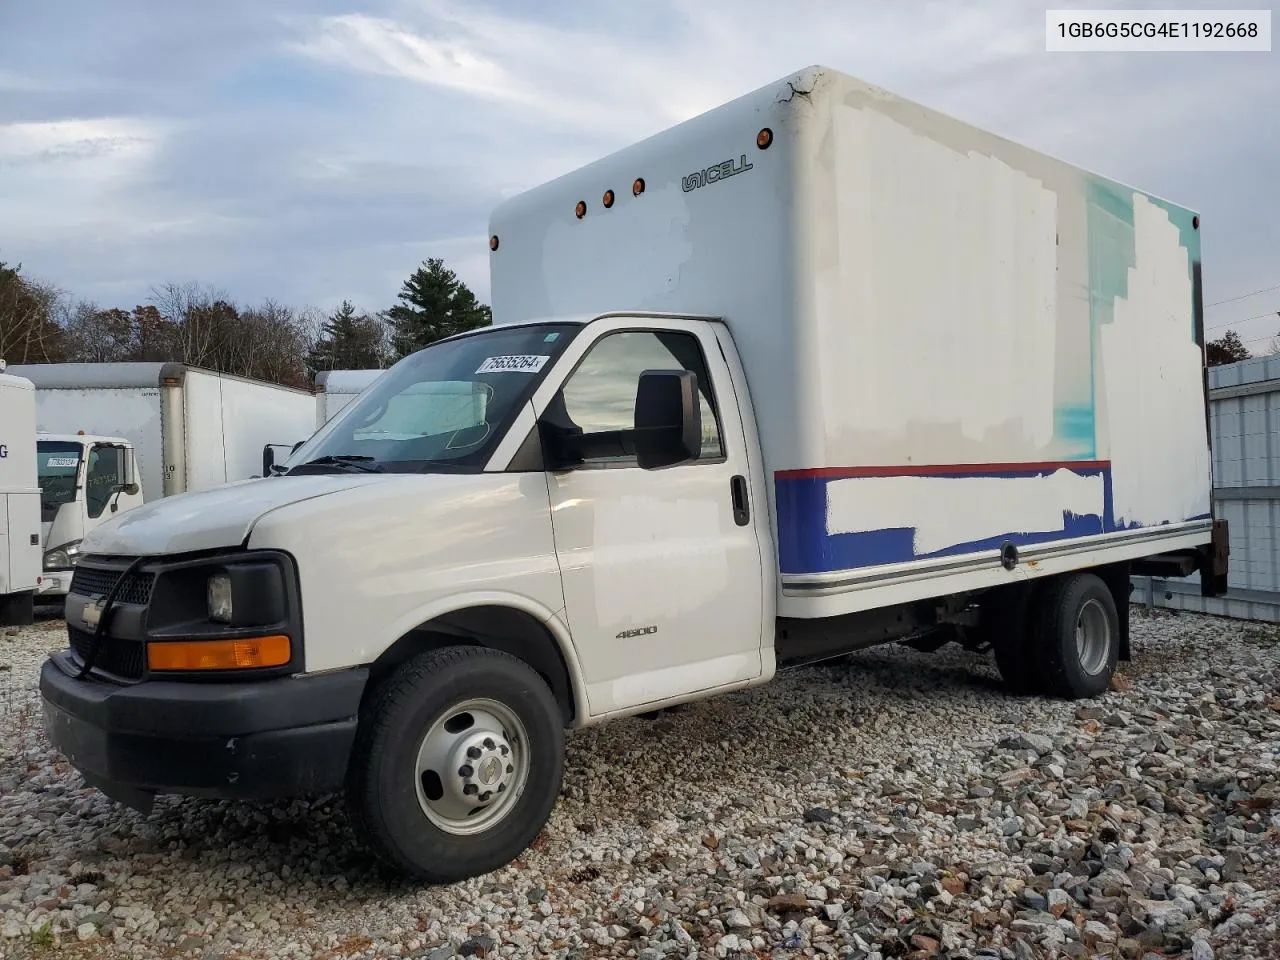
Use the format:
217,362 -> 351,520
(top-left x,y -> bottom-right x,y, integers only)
536,319 -> 766,716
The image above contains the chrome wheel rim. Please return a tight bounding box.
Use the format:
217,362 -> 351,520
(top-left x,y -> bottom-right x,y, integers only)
413,698 -> 529,836
1075,598 -> 1112,676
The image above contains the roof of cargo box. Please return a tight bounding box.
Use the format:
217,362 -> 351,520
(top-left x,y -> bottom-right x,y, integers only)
6,362 -> 315,395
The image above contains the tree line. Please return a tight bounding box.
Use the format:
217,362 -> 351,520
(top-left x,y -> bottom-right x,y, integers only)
0,257 -> 491,390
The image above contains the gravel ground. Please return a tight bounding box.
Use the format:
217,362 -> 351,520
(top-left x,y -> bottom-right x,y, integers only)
2,607 -> 1278,960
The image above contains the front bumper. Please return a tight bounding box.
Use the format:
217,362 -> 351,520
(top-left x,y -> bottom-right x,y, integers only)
40,652 -> 368,807
37,571 -> 72,596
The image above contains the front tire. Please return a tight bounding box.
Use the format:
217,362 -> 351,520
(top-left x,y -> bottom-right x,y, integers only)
1032,572 -> 1119,699
345,646 -> 565,883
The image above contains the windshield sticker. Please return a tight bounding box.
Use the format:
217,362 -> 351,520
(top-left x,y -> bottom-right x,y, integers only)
476,355 -> 550,374
543,332 -> 560,342
43,457 -> 79,468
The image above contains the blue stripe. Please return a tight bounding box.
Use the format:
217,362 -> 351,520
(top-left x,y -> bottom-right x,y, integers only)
775,466 -> 1118,576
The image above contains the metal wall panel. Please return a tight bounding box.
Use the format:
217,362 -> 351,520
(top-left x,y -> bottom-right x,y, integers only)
1133,355 -> 1280,621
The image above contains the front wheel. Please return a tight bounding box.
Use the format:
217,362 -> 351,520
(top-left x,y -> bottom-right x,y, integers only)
345,646 -> 565,883
1032,572 -> 1120,699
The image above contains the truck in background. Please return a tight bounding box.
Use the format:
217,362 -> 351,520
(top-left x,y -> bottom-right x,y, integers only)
314,369 -> 386,428
0,363 -> 42,625
8,362 -> 316,597
39,66 -> 1226,883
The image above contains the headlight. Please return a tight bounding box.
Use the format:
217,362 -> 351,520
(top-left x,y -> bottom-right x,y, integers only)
207,573 -> 233,622
44,540 -> 82,571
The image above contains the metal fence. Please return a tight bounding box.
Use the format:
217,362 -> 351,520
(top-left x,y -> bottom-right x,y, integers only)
1132,354 -> 1280,621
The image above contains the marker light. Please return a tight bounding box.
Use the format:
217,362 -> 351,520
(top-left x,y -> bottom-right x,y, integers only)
632,178 -> 645,196
489,235 -> 500,251
757,127 -> 774,150
602,189 -> 615,209
148,635 -> 291,671
575,201 -> 587,219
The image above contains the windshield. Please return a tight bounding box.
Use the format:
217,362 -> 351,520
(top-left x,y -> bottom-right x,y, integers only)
286,323 -> 580,473
38,440 -> 83,508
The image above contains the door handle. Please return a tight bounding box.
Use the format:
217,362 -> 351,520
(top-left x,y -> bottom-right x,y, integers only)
730,475 -> 750,526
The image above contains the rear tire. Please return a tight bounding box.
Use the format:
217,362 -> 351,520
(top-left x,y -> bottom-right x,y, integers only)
345,646 -> 565,883
1032,572 -> 1119,699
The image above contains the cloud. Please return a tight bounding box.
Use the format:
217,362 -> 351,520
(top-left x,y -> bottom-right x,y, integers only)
0,0 -> 1275,340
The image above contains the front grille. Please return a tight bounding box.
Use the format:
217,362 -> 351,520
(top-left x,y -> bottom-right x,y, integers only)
68,625 -> 146,680
70,565 -> 155,606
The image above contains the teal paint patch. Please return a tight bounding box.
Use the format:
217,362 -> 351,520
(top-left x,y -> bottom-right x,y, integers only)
1085,178 -> 1136,330
1053,404 -> 1097,460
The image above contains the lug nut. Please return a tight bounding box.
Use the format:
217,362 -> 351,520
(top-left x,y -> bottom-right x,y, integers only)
506,764 -> 514,774
458,765 -> 474,778
467,746 -> 482,759
497,783 -> 506,793
479,791 -> 492,802
483,737 -> 495,750
463,783 -> 478,796
500,745 -> 509,756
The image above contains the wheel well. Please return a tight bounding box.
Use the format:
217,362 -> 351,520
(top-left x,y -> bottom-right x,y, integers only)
973,562 -> 1132,660
366,606 -> 577,724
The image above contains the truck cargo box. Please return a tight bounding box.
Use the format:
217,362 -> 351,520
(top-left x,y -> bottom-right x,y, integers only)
489,65 -> 1213,609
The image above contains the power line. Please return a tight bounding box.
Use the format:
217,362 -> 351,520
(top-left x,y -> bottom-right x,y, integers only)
1206,282 -> 1280,309
1206,307 -> 1280,333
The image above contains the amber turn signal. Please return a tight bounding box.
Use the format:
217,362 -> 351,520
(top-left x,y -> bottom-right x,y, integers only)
575,200 -> 587,219
757,127 -> 773,150
148,635 -> 291,671
489,235 -> 500,251
602,189 -> 615,208
632,178 -> 645,196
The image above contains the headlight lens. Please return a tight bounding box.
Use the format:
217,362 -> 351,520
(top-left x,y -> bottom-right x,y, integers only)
207,573 -> 233,622
44,541 -> 82,571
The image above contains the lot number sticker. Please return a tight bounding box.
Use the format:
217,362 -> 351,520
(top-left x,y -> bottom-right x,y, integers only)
476,355 -> 550,374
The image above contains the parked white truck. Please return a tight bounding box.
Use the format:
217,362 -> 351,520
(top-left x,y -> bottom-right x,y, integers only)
0,363 -> 42,626
8,362 -> 316,597
40,67 -> 1227,884
314,369 -> 386,427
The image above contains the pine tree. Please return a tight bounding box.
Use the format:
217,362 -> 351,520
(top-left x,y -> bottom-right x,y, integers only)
307,300 -> 388,377
386,258 -> 491,358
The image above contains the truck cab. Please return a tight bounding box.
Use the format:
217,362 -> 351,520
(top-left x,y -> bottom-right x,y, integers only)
36,433 -> 142,596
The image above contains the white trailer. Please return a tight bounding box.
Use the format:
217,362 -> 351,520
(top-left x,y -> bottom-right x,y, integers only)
0,365 -> 41,625
314,369 -> 386,428
8,362 -> 316,596
40,66 -> 1226,883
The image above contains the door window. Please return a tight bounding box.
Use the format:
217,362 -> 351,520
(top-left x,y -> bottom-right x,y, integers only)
554,330 -> 724,466
85,446 -> 124,519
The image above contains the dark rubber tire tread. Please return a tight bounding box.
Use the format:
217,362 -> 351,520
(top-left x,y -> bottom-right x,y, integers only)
345,645 -> 565,884
1031,572 -> 1119,700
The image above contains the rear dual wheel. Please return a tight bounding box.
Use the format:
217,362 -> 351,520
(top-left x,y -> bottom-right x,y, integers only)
991,572 -> 1119,699
345,646 -> 565,884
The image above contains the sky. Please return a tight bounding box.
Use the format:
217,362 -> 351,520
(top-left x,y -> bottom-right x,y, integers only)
1,0 -> 1277,348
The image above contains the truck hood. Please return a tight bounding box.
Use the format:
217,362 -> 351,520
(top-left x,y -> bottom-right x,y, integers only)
80,475 -> 390,557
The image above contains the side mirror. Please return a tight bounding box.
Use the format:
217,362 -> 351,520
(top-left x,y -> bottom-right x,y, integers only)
119,449 -> 140,496
634,369 -> 701,469
262,445 -> 276,477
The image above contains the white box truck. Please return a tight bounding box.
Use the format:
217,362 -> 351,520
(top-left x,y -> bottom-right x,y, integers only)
0,363 -> 42,626
314,369 -> 386,428
8,362 -> 317,597
39,67 -> 1227,883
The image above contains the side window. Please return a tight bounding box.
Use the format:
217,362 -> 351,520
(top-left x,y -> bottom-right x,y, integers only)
85,446 -> 123,519
556,330 -> 724,465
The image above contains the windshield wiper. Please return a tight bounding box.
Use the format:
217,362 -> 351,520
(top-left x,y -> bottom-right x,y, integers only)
292,455 -> 385,474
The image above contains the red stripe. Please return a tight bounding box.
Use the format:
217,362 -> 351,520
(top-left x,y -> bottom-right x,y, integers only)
775,460 -> 1112,480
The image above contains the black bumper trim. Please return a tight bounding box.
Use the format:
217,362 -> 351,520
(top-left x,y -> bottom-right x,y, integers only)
40,657 -> 368,801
